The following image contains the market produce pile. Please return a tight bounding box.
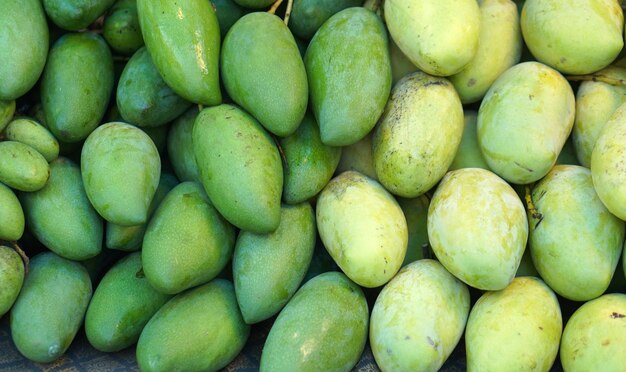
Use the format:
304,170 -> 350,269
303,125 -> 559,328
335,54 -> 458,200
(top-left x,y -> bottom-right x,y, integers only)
1,0 -> 626,370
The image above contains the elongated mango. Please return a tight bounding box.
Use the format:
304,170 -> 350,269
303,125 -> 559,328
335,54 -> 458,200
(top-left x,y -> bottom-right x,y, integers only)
0,183 -> 24,241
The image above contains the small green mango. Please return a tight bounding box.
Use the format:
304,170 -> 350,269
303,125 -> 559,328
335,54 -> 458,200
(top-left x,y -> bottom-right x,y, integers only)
43,0 -> 117,30
0,141 -> 50,192
335,132 -> 378,180
0,246 -> 24,317
289,0 -> 363,40
0,183 -> 24,241
0,100 -> 16,131
449,111 -> 490,171
167,107 -> 201,183
232,0 -> 274,9
398,195 -> 431,267
103,0 -> 144,55
211,0 -> 247,37
5,118 -> 60,162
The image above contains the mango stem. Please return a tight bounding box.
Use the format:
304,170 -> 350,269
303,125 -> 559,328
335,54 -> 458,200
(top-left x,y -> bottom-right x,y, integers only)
566,74 -> 626,86
268,0 -> 284,14
283,0 -> 294,25
524,184 -> 543,228
363,0 -> 382,12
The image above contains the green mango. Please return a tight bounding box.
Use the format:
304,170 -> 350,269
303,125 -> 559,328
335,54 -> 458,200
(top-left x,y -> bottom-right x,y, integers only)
222,12 -> 308,137
212,0 -> 247,37
0,141 -> 50,192
193,104 -> 283,233
136,280 -> 250,372
43,0 -> 117,30
305,7 -> 391,146
0,100 -> 16,131
477,62 -> 575,184
449,111 -> 490,171
335,132 -> 378,180
428,168 -> 528,290
384,0 -> 480,76
232,0 -> 274,9
167,107 -> 201,183
81,122 -> 161,225
5,118 -> 60,162
0,0 -> 48,100
0,183 -> 24,241
398,195 -> 431,266
143,182 -> 236,294
373,71 -> 464,197
261,272 -> 368,371
10,252 -> 92,363
317,171 -> 408,288
41,32 -> 114,142
466,277 -> 562,371
137,0 -> 221,105
555,135 -> 579,165
390,36 -> 419,85
103,0 -> 144,55
0,246 -> 24,316
280,113 -> 342,204
85,252 -> 172,352
521,0 -> 623,74
233,203 -> 316,324
371,260 -> 470,371
117,47 -> 191,128
289,0 -> 363,40
20,157 -> 103,260
515,247 -> 539,277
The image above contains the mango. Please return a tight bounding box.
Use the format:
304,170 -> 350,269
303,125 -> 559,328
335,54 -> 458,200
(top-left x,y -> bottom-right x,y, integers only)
5,118 -> 60,162
305,7 -> 391,146
0,183 -> 24,241
373,71 -> 464,197
289,0 -> 363,40
335,132 -> 378,180
316,171 -> 408,288
167,107 -> 201,183
449,111 -> 490,171
0,246 -> 24,317
260,272 -> 368,371
390,37 -> 419,85
398,195 -> 431,266
556,136 -> 579,166
0,100 -> 16,131
516,248 -> 539,277
0,141 -> 50,192
212,0 -> 247,37
43,0 -> 117,30
103,0 -> 143,55
232,0 -> 274,9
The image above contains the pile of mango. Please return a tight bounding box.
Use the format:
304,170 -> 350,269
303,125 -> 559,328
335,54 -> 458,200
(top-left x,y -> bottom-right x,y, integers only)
1,0 -> 626,370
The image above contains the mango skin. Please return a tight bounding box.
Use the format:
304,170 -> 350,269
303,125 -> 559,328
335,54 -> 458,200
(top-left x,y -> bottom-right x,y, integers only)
260,272 -> 368,372
449,111 -> 490,171
305,7 -> 391,146
0,183 -> 24,241
136,280 -> 250,372
41,32 -> 114,143
0,246 -> 24,317
289,0 -> 363,40
193,104 -> 283,233
0,100 -> 16,131
5,118 -> 60,162
390,37 -> 419,85
521,0 -> 623,74
428,168 -> 528,291
466,277 -> 562,372
43,0 -> 117,30
167,107 -> 201,183
373,71 -> 464,197
398,195 -> 431,267
10,252 -> 92,363
137,0 -> 221,106
0,141 -> 50,192
232,0 -> 274,9
556,136 -> 579,166
211,0 -> 246,37
81,122 -> 161,226
103,0 -> 144,55
335,132 -> 378,180
316,171 -> 408,288
477,62 -> 575,184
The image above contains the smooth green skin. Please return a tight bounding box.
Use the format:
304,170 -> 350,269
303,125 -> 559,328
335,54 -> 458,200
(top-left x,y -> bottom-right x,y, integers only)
260,272 -> 368,371
305,7 -> 391,146
85,252 -> 172,352
233,203 -> 316,324
373,71 -> 464,198
280,114 -> 342,204
390,36 -> 419,86
0,0 -> 48,100
41,32 -> 114,143
0,141 -> 50,192
5,118 -> 60,162
142,182 -> 236,294
398,195 -> 431,267
10,253 -> 92,363
466,277 -> 562,372
555,136 -> 579,166
232,0 -> 274,9
43,0 -> 116,30
0,246 -> 24,317
316,171 -> 408,288
137,0 -> 222,105
384,0 -> 480,76
335,132 -> 377,180
0,100 -> 16,131
193,104 -> 283,233
167,107 -> 201,183
371,260 -> 470,372
117,47 -> 191,128
289,0 -> 363,40
81,122 -> 161,226
20,158 -> 103,261
0,183 -> 24,241
222,13 -> 308,137
428,168 -> 528,291
477,62 -> 575,184
212,0 -> 247,37
136,280 -> 250,372
103,0 -> 143,55
530,165 -> 624,301
449,111 -> 490,171
521,0 -> 623,74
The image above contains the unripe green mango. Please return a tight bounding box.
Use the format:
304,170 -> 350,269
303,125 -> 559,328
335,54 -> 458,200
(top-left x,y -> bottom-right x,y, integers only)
371,260 -> 470,371
137,0 -> 221,106
477,62 -> 575,184
233,203 -> 316,324
10,252 -> 92,363
305,7 -> 391,146
0,0 -> 48,100
335,132 -> 378,180
384,0 -> 480,76
103,0 -> 143,55
280,114 -> 341,204
167,107 -> 201,183
316,171 -> 408,288
0,100 -> 16,131
85,252 -> 172,352
0,141 -> 50,192
466,277 -> 562,371
222,12 -> 308,137
5,118 -> 59,162
0,246 -> 24,317
136,280 -> 250,372
428,168 -> 528,290
390,37 -> 418,85
41,32 -> 114,143
449,111 -> 490,171
373,71 -> 464,197
521,0 -> 623,74
398,195 -> 431,267
43,0 -> 117,30
0,183 -> 24,241
212,0 -> 247,38
20,157 -> 103,261
232,0 -> 274,9
289,0 -> 363,40
260,272 -> 368,371
193,104 -> 283,233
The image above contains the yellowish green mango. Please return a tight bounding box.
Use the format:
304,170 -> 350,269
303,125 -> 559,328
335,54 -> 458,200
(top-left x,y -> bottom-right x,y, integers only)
0,141 -> 50,192
0,100 -> 16,131
0,246 -> 24,317
398,195 -> 431,266
449,111 -> 490,171
167,107 -> 201,183
103,0 -> 143,55
5,118 -> 59,162
43,0 -> 117,30
289,0 -> 364,40
335,132 -> 377,180
0,183 -> 24,241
